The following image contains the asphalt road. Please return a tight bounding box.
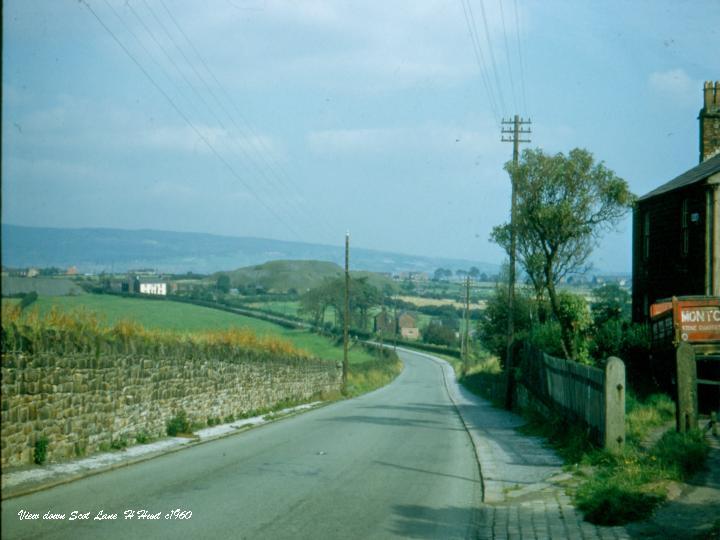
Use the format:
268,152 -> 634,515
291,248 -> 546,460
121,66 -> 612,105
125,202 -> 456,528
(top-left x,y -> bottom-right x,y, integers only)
2,350 -> 483,540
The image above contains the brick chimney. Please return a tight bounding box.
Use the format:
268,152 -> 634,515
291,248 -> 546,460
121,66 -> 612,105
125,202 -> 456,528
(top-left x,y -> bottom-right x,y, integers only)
699,80 -> 720,162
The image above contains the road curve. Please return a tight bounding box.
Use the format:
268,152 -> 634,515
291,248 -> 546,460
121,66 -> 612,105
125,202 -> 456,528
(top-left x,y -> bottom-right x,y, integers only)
2,350 -> 482,539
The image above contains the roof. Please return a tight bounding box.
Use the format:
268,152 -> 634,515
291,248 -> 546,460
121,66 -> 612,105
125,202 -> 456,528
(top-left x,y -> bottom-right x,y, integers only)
638,153 -> 720,201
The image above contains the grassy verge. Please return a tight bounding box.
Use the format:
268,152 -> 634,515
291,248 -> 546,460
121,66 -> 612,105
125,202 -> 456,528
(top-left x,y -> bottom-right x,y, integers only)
432,345 -> 710,526
345,348 -> 403,397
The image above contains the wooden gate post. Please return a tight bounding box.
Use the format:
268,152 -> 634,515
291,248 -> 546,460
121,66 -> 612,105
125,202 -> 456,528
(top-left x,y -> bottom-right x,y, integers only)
676,342 -> 698,433
604,356 -> 625,453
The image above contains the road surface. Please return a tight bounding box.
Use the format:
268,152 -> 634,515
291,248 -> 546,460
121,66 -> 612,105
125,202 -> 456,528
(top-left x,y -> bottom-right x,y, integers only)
2,350 -> 483,539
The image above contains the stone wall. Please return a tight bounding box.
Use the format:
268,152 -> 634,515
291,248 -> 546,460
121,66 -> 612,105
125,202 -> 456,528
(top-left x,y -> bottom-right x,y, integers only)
1,351 -> 341,467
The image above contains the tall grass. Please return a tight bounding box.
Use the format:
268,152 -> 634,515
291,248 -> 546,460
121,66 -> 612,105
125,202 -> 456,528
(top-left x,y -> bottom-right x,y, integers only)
1,304 -> 313,361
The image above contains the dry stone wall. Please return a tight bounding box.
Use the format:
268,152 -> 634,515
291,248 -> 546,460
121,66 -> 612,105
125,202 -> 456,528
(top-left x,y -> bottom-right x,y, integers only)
1,351 -> 341,467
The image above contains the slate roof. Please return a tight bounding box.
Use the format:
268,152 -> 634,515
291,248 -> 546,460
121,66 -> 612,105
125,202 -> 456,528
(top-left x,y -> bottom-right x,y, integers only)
639,153 -> 720,201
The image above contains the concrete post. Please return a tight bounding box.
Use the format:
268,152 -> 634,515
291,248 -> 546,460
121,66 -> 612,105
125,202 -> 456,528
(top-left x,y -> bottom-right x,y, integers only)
676,342 -> 698,433
604,356 -> 625,453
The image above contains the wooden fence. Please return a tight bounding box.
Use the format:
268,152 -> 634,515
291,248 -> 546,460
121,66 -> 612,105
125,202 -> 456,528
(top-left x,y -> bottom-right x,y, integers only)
518,343 -> 625,452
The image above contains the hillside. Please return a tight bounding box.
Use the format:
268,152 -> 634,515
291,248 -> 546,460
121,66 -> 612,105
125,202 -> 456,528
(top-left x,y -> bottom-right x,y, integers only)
1,224 -> 498,276
213,260 -> 397,293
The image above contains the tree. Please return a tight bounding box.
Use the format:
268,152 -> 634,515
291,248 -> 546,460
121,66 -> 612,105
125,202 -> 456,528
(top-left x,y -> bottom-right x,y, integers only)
469,267 -> 480,279
492,148 -> 634,359
423,321 -> 457,347
478,280 -> 533,362
216,274 -> 231,294
591,283 -> 631,326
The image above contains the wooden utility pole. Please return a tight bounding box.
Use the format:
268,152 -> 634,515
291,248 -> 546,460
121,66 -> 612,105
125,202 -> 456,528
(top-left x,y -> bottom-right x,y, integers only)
501,115 -> 531,409
343,232 -> 350,393
462,275 -> 471,374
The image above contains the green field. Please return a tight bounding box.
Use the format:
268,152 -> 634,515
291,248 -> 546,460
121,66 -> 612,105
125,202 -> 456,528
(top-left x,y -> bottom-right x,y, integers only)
7,295 -> 378,364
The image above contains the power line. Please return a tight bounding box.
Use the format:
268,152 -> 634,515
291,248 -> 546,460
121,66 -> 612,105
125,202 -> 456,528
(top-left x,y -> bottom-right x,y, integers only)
471,0 -> 508,115
154,0 -> 337,240
459,0 -> 500,123
80,0 -> 302,240
512,0 -> 529,114
157,0 -> 336,239
498,0 -> 519,113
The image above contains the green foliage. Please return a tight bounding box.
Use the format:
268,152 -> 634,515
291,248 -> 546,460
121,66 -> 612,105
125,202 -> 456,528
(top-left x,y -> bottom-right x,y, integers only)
19,291 -> 39,311
34,436 -> 49,465
477,283 -> 533,362
651,430 -> 709,479
135,430 -> 152,444
223,414 -> 235,424
216,274 -> 231,294
492,147 -> 634,358
422,322 -> 457,347
166,410 -> 190,436
576,479 -> 664,525
110,436 -> 128,450
625,392 -> 675,444
591,283 -> 631,325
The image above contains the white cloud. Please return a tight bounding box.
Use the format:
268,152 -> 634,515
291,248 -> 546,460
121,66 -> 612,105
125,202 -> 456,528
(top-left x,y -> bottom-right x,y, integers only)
648,69 -> 698,106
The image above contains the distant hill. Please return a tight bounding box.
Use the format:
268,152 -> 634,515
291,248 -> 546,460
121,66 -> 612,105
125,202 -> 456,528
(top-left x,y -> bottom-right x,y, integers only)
1,224 -> 499,276
212,260 -> 398,293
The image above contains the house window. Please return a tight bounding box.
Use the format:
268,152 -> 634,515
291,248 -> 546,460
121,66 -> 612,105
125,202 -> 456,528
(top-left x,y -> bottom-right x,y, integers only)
643,211 -> 650,260
681,199 -> 689,257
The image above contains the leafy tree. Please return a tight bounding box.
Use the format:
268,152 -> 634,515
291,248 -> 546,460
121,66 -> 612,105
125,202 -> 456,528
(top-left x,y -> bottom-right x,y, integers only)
591,283 -> 631,326
478,282 -> 533,362
492,148 -> 633,359
423,321 -> 457,347
216,274 -> 231,294
469,267 -> 480,278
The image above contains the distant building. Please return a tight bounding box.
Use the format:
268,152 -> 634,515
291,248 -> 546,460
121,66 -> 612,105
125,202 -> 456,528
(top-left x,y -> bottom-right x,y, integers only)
26,268 -> 39,278
66,266 -> 78,276
632,81 -> 720,322
373,311 -> 396,335
139,281 -> 167,296
398,312 -> 420,341
123,274 -> 169,296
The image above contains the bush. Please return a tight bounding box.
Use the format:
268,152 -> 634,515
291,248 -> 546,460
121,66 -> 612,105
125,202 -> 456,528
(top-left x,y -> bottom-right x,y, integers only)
135,430 -> 151,444
576,480 -> 664,525
166,410 -> 190,436
652,429 -> 709,479
34,436 -> 49,465
422,322 -> 457,347
19,291 -> 39,311
110,436 -> 128,450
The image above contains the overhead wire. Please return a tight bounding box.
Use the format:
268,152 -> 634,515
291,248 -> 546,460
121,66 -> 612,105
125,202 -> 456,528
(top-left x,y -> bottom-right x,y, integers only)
470,0 -> 508,115
80,0 -> 303,240
156,0 -> 337,240
498,0 -> 519,114
512,0 -> 529,114
459,0 -> 500,124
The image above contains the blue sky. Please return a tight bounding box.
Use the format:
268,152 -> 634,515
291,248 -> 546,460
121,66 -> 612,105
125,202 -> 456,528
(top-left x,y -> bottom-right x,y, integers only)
3,0 -> 719,272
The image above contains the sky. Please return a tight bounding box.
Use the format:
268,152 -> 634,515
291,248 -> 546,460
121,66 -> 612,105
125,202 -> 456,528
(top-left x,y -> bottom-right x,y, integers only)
2,0 -> 719,273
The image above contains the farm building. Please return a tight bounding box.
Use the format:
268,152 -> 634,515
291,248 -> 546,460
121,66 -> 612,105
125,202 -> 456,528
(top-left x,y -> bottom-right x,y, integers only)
632,81 -> 720,322
398,312 -> 420,341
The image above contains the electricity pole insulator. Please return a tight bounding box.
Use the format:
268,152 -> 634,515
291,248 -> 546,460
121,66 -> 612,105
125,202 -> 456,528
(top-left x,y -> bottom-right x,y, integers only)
501,115 -> 531,410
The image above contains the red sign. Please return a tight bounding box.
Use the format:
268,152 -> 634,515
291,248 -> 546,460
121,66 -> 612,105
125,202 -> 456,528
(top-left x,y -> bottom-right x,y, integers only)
650,296 -> 720,344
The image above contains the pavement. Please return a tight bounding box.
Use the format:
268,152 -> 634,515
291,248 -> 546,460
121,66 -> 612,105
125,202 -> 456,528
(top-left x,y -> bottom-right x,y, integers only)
2,348 -> 717,539
1,402 -> 324,500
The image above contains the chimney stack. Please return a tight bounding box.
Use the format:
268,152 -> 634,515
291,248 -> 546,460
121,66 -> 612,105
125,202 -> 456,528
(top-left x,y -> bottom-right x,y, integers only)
699,80 -> 720,162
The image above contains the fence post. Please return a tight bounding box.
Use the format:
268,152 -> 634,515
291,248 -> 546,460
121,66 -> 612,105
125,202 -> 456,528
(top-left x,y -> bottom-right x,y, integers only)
676,342 -> 698,433
604,356 -> 625,453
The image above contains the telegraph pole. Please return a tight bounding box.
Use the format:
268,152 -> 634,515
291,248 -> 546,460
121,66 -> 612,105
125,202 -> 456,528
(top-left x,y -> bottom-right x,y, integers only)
462,275 -> 471,374
501,115 -> 531,409
343,232 -> 350,393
